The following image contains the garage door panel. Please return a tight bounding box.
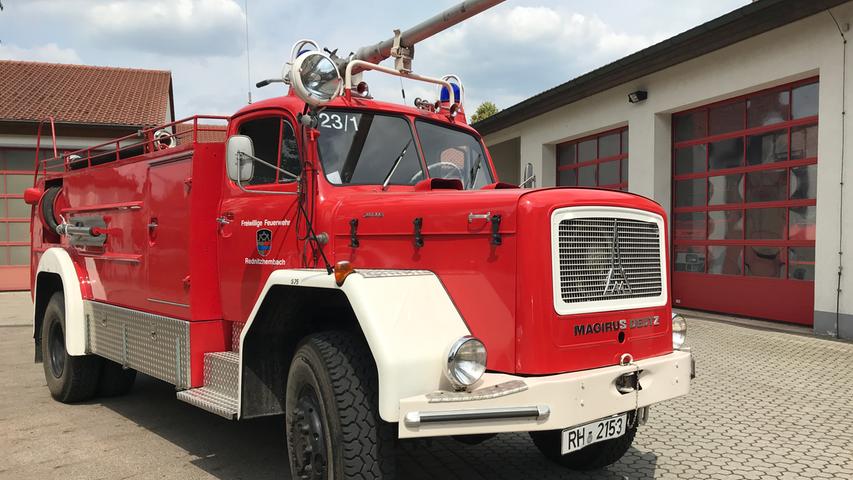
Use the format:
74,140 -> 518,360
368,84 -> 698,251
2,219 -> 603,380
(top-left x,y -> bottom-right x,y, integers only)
672,78 -> 818,325
673,271 -> 814,325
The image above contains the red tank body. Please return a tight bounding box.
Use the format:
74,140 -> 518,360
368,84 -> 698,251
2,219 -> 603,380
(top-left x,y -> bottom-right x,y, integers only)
30,92 -> 672,382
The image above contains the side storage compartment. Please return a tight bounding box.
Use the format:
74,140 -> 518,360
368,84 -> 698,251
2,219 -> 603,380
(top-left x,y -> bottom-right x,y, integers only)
86,301 -> 191,389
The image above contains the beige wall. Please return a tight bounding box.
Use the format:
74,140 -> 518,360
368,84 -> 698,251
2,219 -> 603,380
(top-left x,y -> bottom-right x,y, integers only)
488,137 -> 521,184
483,3 -> 853,336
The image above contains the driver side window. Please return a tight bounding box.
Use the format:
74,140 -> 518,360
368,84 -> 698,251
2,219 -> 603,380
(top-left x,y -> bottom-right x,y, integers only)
238,116 -> 302,185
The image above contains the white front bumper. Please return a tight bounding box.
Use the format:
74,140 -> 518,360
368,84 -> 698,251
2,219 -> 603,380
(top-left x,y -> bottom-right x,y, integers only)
398,350 -> 693,438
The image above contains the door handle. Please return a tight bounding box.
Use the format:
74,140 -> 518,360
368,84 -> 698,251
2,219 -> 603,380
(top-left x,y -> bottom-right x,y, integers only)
216,212 -> 234,225
148,217 -> 158,244
217,212 -> 235,238
468,211 -> 491,223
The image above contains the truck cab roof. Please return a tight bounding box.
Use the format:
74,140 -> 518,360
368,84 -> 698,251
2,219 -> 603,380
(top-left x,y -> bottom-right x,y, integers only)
232,89 -> 476,135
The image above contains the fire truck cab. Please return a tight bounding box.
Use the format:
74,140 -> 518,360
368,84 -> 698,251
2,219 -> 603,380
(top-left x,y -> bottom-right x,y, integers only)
27,4 -> 693,478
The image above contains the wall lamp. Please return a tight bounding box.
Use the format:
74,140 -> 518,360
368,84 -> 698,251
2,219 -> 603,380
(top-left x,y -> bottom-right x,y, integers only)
628,90 -> 648,104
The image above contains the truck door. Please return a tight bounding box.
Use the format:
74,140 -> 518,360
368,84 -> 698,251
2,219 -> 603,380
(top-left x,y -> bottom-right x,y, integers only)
147,154 -> 193,313
217,113 -> 303,322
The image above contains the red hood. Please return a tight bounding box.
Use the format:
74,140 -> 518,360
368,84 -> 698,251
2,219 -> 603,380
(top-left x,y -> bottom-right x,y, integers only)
325,186 -> 671,374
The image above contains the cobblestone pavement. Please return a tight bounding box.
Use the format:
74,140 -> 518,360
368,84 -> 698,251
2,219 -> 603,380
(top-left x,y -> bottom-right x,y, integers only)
1,294 -> 852,479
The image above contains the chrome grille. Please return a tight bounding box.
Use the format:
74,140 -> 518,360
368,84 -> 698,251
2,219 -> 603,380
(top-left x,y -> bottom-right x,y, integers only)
557,217 -> 662,303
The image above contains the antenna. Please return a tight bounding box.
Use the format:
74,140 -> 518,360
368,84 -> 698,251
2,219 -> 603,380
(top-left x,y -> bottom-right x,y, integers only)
244,0 -> 252,104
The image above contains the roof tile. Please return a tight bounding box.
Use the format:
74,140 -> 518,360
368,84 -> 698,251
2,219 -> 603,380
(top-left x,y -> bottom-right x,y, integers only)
0,60 -> 172,126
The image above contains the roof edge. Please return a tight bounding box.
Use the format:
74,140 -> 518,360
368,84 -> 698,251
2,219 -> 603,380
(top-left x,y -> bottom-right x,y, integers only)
0,59 -> 171,76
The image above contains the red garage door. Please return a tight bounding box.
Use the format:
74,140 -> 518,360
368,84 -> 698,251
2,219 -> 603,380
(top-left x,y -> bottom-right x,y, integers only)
0,147 -> 35,291
671,78 -> 818,325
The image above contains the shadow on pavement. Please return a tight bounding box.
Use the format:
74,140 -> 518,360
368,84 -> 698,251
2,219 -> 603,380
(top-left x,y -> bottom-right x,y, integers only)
99,374 -> 658,480
99,374 -> 287,479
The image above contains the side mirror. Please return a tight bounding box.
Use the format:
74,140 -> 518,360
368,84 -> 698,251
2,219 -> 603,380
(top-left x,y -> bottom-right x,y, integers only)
520,162 -> 536,188
226,135 -> 255,183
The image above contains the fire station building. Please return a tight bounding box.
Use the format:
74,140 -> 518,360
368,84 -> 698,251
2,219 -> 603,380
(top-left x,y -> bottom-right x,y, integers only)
0,61 -> 174,291
479,0 -> 853,338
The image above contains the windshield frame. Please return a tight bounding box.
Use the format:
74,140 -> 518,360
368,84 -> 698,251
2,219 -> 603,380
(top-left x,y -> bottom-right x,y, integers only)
413,118 -> 495,190
314,108 -> 427,187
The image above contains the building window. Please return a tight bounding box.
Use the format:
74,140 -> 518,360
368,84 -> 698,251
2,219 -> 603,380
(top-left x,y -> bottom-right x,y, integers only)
556,127 -> 628,191
671,78 -> 818,281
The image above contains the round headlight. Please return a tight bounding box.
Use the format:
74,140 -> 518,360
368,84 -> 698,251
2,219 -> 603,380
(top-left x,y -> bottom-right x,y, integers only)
672,313 -> 687,350
290,51 -> 342,106
445,336 -> 487,390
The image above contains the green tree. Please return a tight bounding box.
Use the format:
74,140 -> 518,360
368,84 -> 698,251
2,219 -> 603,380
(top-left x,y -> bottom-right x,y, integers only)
470,101 -> 499,123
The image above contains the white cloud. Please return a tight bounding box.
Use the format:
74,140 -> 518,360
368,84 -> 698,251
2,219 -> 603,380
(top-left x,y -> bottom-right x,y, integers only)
19,0 -> 246,57
411,5 -> 662,110
0,0 -> 750,117
0,43 -> 82,63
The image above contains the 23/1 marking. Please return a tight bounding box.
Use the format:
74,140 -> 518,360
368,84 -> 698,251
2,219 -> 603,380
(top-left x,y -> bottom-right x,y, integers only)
319,113 -> 358,132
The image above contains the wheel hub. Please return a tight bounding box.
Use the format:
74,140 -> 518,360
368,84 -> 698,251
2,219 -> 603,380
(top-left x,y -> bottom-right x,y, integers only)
290,387 -> 328,480
48,321 -> 66,378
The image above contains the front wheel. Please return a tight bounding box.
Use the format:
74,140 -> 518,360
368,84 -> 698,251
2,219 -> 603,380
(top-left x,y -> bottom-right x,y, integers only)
285,331 -> 396,480
529,425 -> 637,471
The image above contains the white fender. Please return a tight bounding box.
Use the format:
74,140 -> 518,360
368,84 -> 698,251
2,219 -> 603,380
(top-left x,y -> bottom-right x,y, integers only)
239,269 -> 471,422
35,248 -> 87,356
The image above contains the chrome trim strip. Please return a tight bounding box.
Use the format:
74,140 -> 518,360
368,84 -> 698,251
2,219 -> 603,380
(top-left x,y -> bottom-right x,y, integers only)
147,298 -> 191,308
404,405 -> 550,427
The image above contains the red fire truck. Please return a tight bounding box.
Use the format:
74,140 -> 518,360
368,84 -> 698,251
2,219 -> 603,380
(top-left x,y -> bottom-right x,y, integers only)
26,1 -> 693,477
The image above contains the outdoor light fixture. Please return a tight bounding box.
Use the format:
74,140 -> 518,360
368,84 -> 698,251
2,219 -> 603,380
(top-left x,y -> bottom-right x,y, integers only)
628,90 -> 648,104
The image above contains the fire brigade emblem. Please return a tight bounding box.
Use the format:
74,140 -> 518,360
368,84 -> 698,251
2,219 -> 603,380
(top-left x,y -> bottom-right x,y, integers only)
603,220 -> 632,296
256,229 -> 272,257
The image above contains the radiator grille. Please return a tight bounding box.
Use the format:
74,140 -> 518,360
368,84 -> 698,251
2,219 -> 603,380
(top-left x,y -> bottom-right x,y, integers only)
557,217 -> 663,304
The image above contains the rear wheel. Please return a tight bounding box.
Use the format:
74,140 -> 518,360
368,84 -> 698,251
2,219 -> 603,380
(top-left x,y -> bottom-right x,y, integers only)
97,359 -> 137,397
529,425 -> 636,471
285,331 -> 396,480
41,292 -> 102,403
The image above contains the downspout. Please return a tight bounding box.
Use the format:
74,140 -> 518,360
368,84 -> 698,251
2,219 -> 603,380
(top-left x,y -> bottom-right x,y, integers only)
828,9 -> 847,337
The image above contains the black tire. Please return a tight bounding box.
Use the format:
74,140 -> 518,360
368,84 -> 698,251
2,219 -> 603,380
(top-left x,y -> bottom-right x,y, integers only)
530,424 -> 636,471
41,186 -> 61,233
285,331 -> 396,480
97,359 -> 137,397
41,292 -> 102,403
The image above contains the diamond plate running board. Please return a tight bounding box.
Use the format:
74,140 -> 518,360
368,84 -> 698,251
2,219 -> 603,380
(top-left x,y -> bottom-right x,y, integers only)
176,387 -> 238,419
176,351 -> 239,419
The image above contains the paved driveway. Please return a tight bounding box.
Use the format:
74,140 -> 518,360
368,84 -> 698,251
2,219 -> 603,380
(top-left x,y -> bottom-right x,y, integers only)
1,292 -> 852,479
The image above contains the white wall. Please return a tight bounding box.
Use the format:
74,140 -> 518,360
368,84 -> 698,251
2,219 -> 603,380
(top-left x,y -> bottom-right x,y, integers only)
484,3 -> 853,337
0,134 -> 121,150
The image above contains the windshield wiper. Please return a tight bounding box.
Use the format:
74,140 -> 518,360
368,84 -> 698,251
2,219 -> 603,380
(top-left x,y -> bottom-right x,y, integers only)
469,152 -> 483,189
382,138 -> 412,191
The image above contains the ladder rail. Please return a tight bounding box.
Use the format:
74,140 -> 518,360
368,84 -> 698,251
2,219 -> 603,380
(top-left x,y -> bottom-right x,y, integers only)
35,115 -> 231,177
33,116 -> 59,185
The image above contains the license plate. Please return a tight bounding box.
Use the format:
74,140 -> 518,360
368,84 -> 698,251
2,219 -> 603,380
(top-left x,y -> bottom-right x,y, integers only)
561,414 -> 627,454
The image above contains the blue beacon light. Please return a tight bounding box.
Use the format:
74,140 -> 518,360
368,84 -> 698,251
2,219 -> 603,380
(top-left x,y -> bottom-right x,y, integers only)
440,83 -> 462,103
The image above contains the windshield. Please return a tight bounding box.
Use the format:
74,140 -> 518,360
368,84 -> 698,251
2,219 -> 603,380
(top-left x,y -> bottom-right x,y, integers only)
316,110 -> 423,185
415,120 -> 492,189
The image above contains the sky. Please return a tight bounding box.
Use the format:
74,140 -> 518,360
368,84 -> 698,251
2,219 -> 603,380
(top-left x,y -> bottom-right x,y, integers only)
0,0 -> 750,119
